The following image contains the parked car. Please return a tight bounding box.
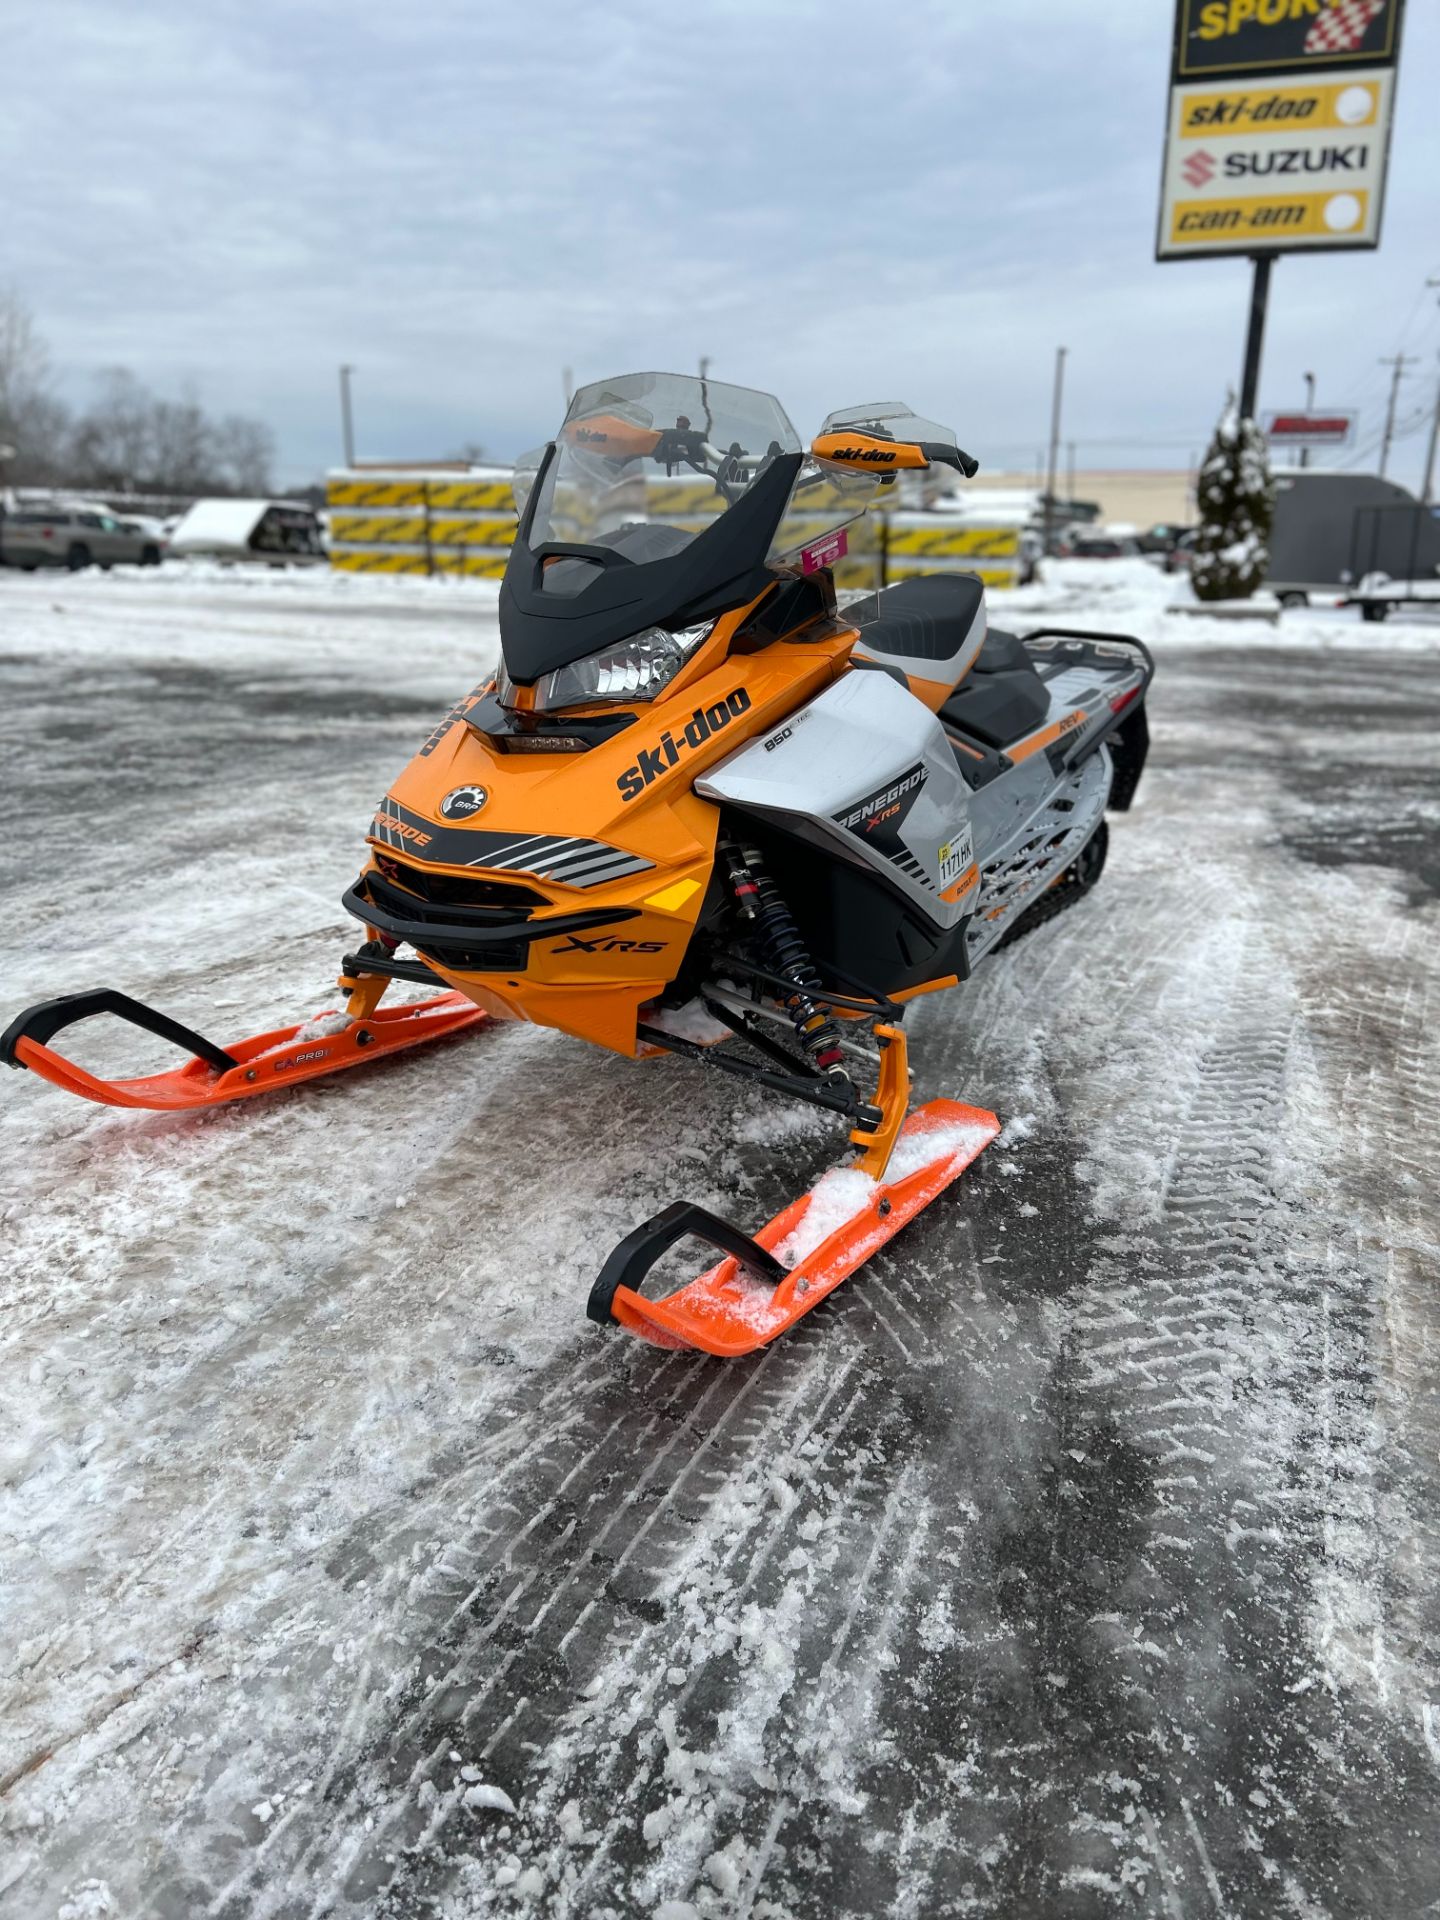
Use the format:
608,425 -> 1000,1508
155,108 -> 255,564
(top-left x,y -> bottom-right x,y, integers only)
1136,521 -> 1194,558
0,501 -> 165,570
1059,528 -> 1140,560
1164,529 -> 1197,573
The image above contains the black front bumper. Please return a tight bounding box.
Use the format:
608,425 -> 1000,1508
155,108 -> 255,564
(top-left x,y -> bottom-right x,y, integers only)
342,871 -> 638,974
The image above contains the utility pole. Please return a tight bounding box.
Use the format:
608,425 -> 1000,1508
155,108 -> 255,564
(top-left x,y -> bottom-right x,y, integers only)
1377,353 -> 1417,479
1043,347 -> 1067,555
338,364 -> 356,469
1066,440 -> 1076,505
1421,365 -> 1440,505
562,366 -> 574,406
1300,369 -> 1315,469
1421,282 -> 1440,505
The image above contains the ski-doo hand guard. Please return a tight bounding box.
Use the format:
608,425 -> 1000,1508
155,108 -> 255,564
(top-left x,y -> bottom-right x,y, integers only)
1,990 -> 238,1075
586,1200 -> 787,1328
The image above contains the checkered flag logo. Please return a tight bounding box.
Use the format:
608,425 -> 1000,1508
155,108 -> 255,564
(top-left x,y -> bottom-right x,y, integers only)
1304,0 -> 1386,55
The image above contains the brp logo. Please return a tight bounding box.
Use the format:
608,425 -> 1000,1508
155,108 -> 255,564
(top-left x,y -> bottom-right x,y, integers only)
1182,150 -> 1216,190
439,785 -> 488,820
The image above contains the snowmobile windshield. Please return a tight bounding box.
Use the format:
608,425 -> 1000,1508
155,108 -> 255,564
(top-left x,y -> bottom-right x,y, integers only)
519,373 -> 804,585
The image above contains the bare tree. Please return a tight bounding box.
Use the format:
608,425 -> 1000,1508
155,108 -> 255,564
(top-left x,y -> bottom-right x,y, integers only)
66,370 -> 276,495
0,287 -> 71,485
212,414 -> 275,493
150,389 -> 213,494
68,368 -> 154,490
2,290 -> 279,498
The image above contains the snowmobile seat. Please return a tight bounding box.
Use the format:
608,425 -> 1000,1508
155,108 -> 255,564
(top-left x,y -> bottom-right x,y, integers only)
939,625 -> 1050,750
848,573 -> 988,700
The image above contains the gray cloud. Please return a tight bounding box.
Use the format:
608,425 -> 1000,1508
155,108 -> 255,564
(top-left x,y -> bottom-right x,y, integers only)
7,0 -> 1437,487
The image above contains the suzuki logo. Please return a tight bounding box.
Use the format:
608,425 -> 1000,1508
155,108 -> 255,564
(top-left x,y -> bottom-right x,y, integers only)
1182,150 -> 1216,190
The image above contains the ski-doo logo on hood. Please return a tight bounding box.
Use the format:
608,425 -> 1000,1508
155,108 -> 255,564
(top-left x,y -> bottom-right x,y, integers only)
836,765 -> 926,836
440,785 -> 489,820
616,689 -> 752,802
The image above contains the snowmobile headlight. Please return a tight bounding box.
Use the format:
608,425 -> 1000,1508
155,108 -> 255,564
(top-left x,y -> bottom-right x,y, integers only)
517,621 -> 715,712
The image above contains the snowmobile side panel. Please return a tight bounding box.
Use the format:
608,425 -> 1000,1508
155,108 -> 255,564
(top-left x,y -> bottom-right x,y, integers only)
596,1099 -> 1000,1356
3,991 -> 487,1111
696,669 -> 978,929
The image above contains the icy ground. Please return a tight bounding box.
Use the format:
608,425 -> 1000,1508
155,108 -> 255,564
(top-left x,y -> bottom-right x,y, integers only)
2,560 -> 1438,1918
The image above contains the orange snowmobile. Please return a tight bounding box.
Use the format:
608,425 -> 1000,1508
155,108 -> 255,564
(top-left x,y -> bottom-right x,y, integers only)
4,374 -> 1152,1355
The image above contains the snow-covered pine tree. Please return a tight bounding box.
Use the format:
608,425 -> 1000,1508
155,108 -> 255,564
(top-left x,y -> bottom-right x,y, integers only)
1191,394 -> 1275,603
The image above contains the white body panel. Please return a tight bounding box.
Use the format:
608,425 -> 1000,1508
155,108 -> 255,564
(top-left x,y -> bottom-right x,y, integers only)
696,670 -> 977,929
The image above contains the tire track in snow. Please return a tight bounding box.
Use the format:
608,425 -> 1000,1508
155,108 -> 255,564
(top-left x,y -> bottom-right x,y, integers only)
191,1332 -> 858,1914
9,601 -> 1440,1917
1024,952 -> 1434,1915
1290,906 -> 1440,1750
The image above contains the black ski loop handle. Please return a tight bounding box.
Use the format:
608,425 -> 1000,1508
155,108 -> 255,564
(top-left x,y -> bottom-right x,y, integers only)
1,989 -> 238,1077
587,1200 -> 788,1329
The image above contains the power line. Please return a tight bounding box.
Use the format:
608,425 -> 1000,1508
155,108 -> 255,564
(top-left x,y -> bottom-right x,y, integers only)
1323,265 -> 1440,426
1338,403 -> 1430,471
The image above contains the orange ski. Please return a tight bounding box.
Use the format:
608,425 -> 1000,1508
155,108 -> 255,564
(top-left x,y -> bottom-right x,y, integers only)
587,1098 -> 1000,1356
1,987 -> 487,1112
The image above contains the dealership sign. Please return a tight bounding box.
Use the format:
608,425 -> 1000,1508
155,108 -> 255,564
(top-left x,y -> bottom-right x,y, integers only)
1264,409 -> 1356,446
1158,0 -> 1406,259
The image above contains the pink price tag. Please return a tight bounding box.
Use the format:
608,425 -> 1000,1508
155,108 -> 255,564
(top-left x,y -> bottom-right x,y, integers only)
800,527 -> 848,575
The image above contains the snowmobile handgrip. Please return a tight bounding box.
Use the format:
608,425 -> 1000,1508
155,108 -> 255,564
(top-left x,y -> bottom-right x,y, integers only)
587,1201 -> 787,1329
0,989 -> 239,1076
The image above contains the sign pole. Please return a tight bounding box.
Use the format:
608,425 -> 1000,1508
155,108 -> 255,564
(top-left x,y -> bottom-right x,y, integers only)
1239,254 -> 1274,421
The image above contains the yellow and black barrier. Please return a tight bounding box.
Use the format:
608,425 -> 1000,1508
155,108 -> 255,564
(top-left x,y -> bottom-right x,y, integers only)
326,466 -> 1024,589
327,467 -> 518,577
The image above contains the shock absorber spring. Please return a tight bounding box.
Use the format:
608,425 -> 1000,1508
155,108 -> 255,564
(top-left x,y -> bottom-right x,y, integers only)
726,844 -> 850,1081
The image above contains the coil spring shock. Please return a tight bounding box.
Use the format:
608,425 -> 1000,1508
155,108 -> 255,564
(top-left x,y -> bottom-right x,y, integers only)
726,844 -> 850,1081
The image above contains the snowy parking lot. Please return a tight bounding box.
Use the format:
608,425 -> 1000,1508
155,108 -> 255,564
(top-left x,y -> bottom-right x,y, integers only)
2,560 -> 1438,1918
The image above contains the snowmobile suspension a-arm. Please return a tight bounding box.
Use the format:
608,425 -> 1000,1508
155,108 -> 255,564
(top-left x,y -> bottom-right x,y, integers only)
635,1020 -> 883,1126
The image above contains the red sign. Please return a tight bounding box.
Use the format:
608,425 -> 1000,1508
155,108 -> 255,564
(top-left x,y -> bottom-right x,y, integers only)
1264,411 -> 1355,447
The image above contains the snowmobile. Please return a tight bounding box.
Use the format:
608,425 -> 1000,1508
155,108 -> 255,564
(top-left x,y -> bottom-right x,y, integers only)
3,374 -> 1151,1355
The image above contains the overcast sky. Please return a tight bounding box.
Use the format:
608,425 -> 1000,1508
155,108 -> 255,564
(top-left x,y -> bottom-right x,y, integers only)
9,0 -> 1439,488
